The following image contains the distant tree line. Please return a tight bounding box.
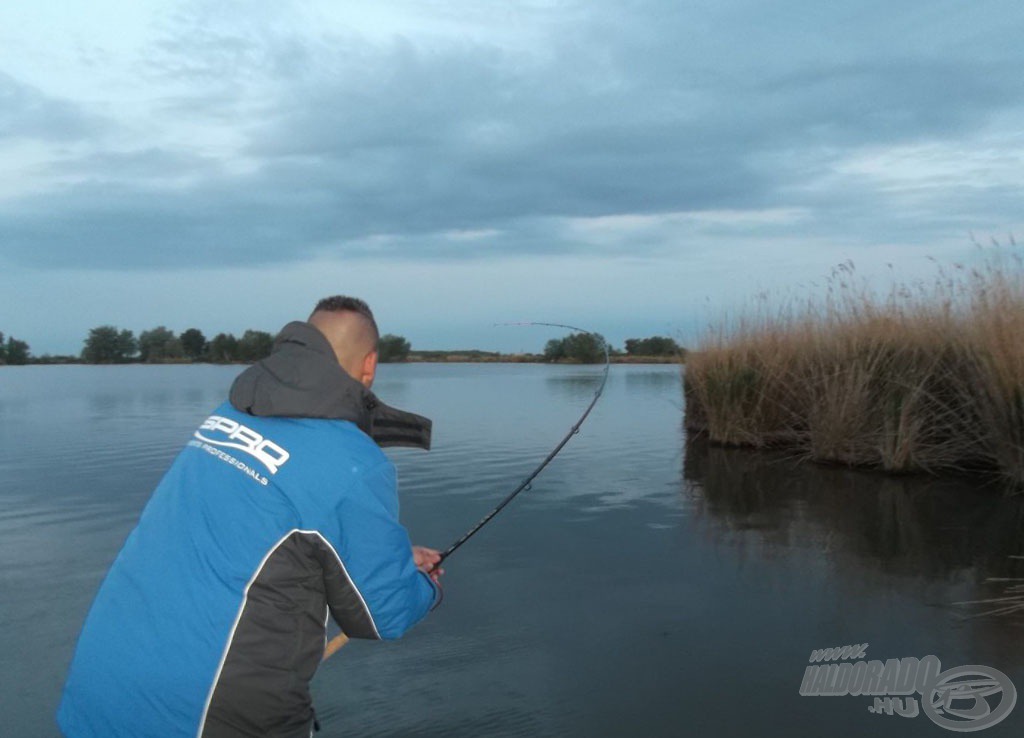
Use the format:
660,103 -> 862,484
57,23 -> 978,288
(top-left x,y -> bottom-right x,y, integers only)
1,326 -> 420,365
0,332 -> 31,365
80,326 -> 277,364
543,333 -> 608,363
76,327 -> 416,364
4,326 -> 681,366
623,336 -> 684,358
543,333 -> 684,363
378,334 -> 411,362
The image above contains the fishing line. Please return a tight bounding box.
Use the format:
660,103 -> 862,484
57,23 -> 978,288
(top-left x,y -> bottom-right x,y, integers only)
438,321 -> 610,563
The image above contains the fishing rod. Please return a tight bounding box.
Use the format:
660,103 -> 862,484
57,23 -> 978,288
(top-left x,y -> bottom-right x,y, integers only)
438,322 -> 609,563
324,322 -> 609,661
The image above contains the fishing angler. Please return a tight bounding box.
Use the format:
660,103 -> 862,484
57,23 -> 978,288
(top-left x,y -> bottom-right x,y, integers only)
58,296 -> 443,738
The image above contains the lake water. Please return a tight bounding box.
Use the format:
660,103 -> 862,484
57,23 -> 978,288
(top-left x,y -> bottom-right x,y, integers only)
2,363 -> 1023,736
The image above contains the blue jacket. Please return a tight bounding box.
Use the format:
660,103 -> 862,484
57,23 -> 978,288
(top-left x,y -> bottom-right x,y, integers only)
58,322 -> 439,738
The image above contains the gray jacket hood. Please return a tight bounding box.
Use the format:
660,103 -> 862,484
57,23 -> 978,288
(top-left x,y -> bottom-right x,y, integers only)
229,321 -> 431,450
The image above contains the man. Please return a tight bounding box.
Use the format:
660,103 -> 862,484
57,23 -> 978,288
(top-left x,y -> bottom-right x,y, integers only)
58,296 -> 443,737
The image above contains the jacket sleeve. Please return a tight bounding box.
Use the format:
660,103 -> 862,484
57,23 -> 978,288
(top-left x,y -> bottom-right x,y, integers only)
319,460 -> 439,640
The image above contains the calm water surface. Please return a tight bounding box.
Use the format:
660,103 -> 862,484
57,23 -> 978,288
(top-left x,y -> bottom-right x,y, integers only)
1,363 -> 1023,736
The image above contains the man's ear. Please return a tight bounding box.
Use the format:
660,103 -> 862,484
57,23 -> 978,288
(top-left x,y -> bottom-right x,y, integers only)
360,350 -> 378,388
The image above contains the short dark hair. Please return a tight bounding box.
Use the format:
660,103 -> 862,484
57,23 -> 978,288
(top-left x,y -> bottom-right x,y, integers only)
310,295 -> 379,340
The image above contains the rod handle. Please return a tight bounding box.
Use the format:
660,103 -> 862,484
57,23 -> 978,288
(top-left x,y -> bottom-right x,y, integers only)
322,632 -> 350,661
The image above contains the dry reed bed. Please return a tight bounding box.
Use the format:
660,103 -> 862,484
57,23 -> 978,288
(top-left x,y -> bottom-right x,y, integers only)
684,256 -> 1024,493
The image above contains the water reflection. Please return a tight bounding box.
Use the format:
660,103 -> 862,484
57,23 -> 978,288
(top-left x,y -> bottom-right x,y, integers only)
544,370 -> 605,401
684,439 -> 1024,576
88,391 -> 137,416
683,437 -> 1024,664
623,367 -> 683,390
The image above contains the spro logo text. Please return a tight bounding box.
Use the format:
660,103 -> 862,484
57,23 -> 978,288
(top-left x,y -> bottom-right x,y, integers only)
194,415 -> 290,475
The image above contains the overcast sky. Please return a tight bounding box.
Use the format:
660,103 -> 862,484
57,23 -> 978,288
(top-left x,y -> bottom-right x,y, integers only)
2,0 -> 1022,354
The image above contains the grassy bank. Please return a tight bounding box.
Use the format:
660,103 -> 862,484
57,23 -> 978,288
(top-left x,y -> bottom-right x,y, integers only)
684,253 -> 1024,493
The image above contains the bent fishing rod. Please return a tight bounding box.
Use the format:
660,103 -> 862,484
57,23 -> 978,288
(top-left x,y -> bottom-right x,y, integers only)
438,322 -> 609,563
324,322 -> 609,660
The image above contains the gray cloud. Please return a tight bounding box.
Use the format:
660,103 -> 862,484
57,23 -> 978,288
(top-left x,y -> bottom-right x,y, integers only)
2,0 -> 1023,270
0,73 -> 100,142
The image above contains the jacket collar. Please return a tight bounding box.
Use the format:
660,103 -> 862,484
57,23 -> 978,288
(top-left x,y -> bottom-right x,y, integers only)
228,321 -> 431,450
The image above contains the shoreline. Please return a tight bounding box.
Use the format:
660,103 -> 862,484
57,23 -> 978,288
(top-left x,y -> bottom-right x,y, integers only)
14,355 -> 684,367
